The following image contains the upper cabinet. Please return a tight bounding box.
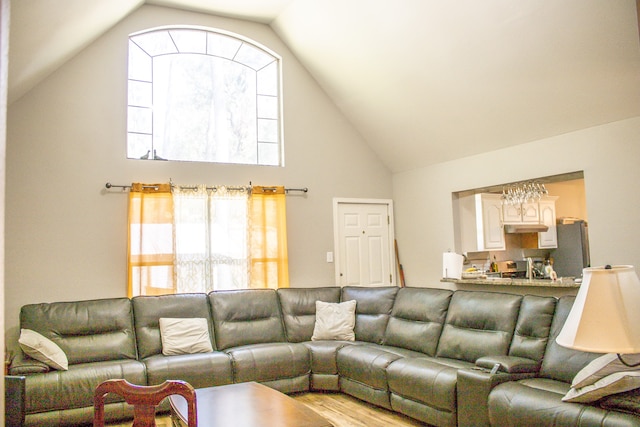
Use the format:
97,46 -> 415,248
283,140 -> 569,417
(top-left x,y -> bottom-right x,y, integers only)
457,193 -> 505,253
538,196 -> 558,248
503,202 -> 540,224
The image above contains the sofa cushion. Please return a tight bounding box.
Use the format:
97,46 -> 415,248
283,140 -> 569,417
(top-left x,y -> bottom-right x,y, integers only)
23,359 -> 146,415
277,287 -> 341,342
508,295 -> 556,362
225,342 -> 310,386
18,329 -> 68,370
311,300 -> 356,341
210,289 -> 285,350
143,352 -> 233,389
20,298 -> 137,364
387,357 -> 466,419
132,293 -> 216,359
341,286 -> 398,344
436,291 -> 522,363
488,378 -> 640,427
159,318 -> 214,355
539,296 -> 602,383
384,287 -> 452,356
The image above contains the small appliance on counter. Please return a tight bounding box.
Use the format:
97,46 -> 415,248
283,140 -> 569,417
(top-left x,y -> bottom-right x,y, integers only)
496,260 -> 527,278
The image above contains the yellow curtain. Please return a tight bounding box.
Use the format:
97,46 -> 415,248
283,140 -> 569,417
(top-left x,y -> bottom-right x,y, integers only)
249,186 -> 289,289
127,183 -> 175,297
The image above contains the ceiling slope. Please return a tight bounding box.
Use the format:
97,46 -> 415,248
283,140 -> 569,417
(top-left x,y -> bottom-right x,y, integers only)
272,0 -> 640,172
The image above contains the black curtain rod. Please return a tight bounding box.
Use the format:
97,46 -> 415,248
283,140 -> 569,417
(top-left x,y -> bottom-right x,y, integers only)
104,182 -> 308,193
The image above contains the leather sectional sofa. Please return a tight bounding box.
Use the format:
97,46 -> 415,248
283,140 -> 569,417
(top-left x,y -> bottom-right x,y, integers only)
8,286 -> 640,426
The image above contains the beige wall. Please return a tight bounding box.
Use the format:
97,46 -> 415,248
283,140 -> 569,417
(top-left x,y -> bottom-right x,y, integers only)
4,5 -> 392,341
546,179 -> 588,222
1,0 -> 9,421
392,117 -> 640,296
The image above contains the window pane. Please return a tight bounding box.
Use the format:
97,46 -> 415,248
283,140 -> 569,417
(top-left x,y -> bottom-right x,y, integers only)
127,106 -> 152,133
257,62 -> 278,96
258,119 -> 278,143
258,142 -> 279,166
257,95 -> 278,119
128,80 -> 152,107
153,54 -> 257,163
235,43 -> 275,70
130,30 -> 177,56
207,32 -> 242,59
127,133 -> 152,158
170,29 -> 206,53
128,42 -> 152,81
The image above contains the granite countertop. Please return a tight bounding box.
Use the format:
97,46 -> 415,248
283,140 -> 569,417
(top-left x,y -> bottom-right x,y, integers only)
441,277 -> 580,288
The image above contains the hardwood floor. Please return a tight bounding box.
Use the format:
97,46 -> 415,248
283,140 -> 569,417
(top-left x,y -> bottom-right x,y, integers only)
107,390 -> 427,427
292,391 -> 426,427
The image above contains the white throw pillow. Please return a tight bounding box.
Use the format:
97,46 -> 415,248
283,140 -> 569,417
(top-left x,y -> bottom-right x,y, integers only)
311,300 -> 357,341
159,318 -> 213,355
18,328 -> 68,370
572,353 -> 640,389
563,371 -> 640,403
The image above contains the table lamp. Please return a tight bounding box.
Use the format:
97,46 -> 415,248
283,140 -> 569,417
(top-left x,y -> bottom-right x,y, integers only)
556,265 -> 640,367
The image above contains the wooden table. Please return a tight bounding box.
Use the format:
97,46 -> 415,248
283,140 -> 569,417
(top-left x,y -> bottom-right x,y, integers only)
169,382 -> 333,427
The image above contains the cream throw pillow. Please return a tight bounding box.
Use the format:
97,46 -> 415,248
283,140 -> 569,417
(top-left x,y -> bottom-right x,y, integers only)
159,318 -> 214,355
563,371 -> 640,403
311,300 -> 357,341
572,353 -> 640,389
18,328 -> 68,370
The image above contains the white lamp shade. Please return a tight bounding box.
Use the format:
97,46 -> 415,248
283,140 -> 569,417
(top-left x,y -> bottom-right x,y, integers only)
556,265 -> 640,353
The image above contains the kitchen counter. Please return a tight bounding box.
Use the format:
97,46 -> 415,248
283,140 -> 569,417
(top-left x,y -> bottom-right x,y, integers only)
441,277 -> 580,288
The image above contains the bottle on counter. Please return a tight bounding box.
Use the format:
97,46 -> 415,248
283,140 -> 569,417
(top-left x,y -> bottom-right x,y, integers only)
490,256 -> 499,273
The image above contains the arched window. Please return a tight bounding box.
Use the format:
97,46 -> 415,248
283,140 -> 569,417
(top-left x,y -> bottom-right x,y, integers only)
127,27 -> 282,166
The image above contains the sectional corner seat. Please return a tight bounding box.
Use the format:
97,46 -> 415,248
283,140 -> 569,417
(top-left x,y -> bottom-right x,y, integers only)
9,286 -> 640,427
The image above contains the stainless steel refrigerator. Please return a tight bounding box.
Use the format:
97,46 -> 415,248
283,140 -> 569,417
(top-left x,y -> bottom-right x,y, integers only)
551,221 -> 590,278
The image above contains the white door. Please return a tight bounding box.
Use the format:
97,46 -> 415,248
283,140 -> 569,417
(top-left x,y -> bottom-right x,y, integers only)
333,199 -> 395,287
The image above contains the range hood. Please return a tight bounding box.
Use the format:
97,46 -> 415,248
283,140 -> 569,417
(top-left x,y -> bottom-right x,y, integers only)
504,224 -> 549,233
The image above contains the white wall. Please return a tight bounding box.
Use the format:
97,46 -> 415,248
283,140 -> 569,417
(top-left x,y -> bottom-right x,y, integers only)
392,117 -> 640,296
4,5 -> 392,341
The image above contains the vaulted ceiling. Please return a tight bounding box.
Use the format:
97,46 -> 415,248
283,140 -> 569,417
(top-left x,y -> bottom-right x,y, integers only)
8,0 -> 640,172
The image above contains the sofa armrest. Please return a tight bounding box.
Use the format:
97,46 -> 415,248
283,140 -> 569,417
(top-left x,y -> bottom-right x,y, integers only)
457,366 -> 537,427
475,355 -> 540,374
8,350 -> 50,375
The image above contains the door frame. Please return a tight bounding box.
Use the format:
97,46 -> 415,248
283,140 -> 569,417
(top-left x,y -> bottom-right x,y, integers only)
332,198 -> 396,287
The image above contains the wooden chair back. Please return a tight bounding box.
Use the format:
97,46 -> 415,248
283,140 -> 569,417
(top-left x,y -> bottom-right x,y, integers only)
93,379 -> 197,427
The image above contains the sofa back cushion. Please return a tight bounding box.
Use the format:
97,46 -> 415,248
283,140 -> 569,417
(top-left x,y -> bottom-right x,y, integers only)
384,287 -> 452,356
539,295 -> 602,383
20,298 -> 137,364
277,287 -> 341,342
436,291 -> 522,363
341,286 -> 398,344
209,289 -> 285,350
508,295 -> 556,362
132,293 -> 215,359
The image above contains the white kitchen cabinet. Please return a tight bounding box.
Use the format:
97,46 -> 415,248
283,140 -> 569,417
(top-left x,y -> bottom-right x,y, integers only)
503,202 -> 540,223
457,193 -> 505,253
538,197 -> 558,248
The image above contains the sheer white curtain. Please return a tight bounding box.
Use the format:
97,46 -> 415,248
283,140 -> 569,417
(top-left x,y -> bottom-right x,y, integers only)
173,185 -> 250,292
